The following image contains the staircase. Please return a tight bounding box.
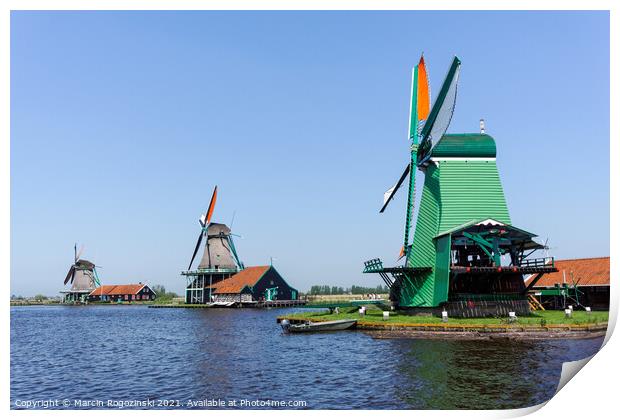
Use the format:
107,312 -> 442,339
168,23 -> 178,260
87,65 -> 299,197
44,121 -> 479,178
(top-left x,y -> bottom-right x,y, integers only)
528,294 -> 545,311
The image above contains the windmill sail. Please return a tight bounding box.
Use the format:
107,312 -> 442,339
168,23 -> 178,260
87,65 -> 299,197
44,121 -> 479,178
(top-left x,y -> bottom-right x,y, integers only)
63,266 -> 75,285
188,231 -> 204,270
205,186 -> 217,225
417,56 -> 461,164
402,56 -> 432,254
381,55 -> 432,215
415,56 -> 431,131
380,164 -> 410,213
189,186 -> 219,270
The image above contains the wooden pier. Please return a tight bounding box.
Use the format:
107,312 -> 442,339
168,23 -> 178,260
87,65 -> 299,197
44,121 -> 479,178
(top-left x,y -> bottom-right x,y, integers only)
254,299 -> 307,308
149,299 -> 308,309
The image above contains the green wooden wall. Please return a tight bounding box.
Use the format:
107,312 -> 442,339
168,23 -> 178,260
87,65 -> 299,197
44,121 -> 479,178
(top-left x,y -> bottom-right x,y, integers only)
400,134 -> 511,307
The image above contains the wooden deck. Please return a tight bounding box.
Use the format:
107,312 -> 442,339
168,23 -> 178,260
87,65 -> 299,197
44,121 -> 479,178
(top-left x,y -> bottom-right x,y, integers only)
149,299 -> 308,309
254,299 -> 308,308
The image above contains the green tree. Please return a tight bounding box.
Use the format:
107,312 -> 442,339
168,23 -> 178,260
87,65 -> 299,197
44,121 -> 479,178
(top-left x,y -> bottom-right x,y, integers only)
152,285 -> 166,296
152,284 -> 179,302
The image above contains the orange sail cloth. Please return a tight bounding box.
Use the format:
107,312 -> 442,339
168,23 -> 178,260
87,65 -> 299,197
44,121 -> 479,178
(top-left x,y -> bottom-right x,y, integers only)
206,186 -> 218,224
398,245 -> 406,260
417,56 -> 430,121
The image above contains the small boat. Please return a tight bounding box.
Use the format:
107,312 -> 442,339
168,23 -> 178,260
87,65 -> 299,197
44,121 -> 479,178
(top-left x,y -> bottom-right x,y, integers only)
209,301 -> 236,307
280,319 -> 357,333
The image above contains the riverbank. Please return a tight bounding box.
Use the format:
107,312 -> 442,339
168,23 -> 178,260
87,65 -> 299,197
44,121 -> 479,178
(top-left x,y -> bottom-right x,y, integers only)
150,299 -> 307,309
276,309 -> 609,340
10,300 -> 61,306
10,300 -> 157,306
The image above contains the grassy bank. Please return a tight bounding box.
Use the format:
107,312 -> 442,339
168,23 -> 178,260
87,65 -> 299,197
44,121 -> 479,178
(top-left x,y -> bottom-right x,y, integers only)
11,300 -> 61,306
279,308 -> 608,327
306,294 -> 389,303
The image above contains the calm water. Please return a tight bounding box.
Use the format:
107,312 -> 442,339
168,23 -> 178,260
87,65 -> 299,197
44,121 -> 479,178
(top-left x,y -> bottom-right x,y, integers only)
11,305 -> 603,410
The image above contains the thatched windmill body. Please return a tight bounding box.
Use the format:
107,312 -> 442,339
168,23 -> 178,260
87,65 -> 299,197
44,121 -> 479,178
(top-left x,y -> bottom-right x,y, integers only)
60,244 -> 101,303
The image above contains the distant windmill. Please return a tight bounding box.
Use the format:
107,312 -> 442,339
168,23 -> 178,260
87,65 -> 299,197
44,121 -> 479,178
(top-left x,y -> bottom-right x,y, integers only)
183,186 -> 244,304
187,186 -> 243,271
61,244 -> 100,303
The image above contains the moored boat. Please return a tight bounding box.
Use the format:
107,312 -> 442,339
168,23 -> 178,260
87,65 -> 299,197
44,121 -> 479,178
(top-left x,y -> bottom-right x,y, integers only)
280,319 -> 357,333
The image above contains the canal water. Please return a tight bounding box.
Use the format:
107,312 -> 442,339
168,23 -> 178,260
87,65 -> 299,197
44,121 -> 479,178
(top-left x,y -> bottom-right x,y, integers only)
10,305 -> 603,410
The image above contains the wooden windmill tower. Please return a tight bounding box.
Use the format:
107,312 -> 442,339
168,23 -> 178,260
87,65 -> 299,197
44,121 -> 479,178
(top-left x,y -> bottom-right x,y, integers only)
60,244 -> 101,303
364,55 -> 557,317
182,186 -> 244,303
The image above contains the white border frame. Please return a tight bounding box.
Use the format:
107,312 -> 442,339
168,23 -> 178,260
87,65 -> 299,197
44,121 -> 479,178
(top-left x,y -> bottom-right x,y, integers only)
1,2 -> 616,420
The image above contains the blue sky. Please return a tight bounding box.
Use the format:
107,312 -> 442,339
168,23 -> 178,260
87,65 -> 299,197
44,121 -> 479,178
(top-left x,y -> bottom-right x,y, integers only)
10,11 -> 609,296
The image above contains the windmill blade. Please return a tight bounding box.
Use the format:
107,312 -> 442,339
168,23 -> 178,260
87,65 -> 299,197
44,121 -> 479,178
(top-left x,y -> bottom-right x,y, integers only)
401,57 -> 427,255
409,55 -> 431,140
229,210 -> 237,230
75,244 -> 84,261
63,266 -> 75,285
380,164 -> 410,213
205,186 -> 218,225
416,55 -> 431,124
226,236 -> 243,269
93,267 -> 102,287
187,231 -> 204,270
417,56 -> 461,165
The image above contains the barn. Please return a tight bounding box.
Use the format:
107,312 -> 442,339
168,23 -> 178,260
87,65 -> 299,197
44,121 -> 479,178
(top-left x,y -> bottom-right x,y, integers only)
525,257 -> 610,310
208,265 -> 298,304
88,283 -> 157,303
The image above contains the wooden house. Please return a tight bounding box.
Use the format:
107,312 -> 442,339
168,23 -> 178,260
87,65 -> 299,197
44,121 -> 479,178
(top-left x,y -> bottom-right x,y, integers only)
525,257 -> 610,310
88,283 -> 157,303
208,265 -> 298,304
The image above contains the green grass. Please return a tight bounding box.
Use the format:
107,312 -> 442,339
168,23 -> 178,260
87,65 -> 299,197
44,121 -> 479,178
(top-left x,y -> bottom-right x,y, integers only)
281,308 -> 609,326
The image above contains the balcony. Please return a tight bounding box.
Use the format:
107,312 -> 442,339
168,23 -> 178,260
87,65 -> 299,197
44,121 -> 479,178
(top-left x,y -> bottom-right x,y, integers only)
451,257 -> 557,274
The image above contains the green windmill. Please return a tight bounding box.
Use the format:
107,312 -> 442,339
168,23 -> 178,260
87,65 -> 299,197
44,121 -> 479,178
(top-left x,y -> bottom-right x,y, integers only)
364,55 -> 557,317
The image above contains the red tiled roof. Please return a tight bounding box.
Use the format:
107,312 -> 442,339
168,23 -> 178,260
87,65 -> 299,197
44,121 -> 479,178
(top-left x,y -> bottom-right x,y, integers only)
211,266 -> 270,294
89,284 -> 150,296
526,257 -> 610,287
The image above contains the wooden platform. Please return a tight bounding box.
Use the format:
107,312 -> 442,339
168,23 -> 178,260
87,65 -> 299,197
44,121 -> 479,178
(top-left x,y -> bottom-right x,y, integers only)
303,299 -> 389,309
149,299 -> 307,309
451,265 -> 558,274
